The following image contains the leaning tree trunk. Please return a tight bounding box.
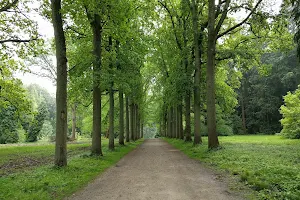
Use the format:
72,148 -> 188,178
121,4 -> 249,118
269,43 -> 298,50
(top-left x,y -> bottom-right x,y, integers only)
71,104 -> 76,141
119,90 -> 125,145
51,0 -> 68,167
191,0 -> 202,145
207,0 -> 219,148
90,13 -> 103,156
125,96 -> 130,142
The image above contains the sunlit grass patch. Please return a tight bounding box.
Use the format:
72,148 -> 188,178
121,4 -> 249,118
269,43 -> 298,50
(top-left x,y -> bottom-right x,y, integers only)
165,135 -> 300,199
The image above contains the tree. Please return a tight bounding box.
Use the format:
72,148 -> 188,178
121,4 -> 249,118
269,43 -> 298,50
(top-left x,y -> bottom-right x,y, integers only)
51,0 -> 68,167
280,86 -> 300,139
206,0 -> 263,148
289,0 -> 300,57
26,102 -> 48,142
85,4 -> 103,156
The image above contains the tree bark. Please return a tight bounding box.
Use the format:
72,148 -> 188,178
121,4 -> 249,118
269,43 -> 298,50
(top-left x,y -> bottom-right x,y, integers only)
109,83 -> 114,150
130,102 -> 135,141
71,104 -> 76,140
137,107 -> 140,140
125,96 -> 130,142
90,13 -> 103,155
141,123 -> 144,138
241,95 -> 247,134
179,103 -> 184,139
168,108 -> 172,138
119,91 -> 125,145
108,36 -> 114,150
51,0 -> 68,167
191,0 -> 202,145
185,91 -> 192,141
207,0 -> 219,148
170,107 -> 174,138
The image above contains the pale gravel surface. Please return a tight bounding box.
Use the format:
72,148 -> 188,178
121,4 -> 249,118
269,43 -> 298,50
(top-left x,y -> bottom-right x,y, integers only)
66,139 -> 243,200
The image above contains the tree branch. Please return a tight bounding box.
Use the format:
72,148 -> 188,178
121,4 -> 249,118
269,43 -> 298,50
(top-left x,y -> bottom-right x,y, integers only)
158,0 -> 182,50
217,0 -> 263,39
66,26 -> 87,37
0,38 -> 37,44
215,0 -> 231,34
0,0 -> 19,12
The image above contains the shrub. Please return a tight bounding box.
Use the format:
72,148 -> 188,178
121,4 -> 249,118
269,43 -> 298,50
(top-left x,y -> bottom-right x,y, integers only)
280,86 -> 300,139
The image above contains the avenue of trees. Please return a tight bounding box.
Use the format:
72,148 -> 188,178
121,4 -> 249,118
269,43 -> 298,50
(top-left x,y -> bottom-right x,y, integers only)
0,0 -> 299,166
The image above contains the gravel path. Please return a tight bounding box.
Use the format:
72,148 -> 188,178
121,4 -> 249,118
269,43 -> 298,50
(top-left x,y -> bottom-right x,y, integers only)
67,139 -> 243,200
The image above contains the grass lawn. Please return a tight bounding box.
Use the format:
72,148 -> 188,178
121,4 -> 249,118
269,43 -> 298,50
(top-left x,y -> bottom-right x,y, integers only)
0,139 -> 143,200
165,135 -> 300,200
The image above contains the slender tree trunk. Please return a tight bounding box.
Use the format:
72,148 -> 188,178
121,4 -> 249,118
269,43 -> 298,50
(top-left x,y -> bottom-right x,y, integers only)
207,0 -> 219,148
125,96 -> 130,142
71,104 -> 76,140
241,95 -> 247,134
51,0 -> 67,167
191,0 -> 202,145
119,91 -> 125,145
185,91 -> 192,141
141,123 -> 144,138
109,83 -> 115,150
176,105 -> 181,139
179,103 -> 184,140
163,107 -> 167,137
174,106 -> 178,138
90,13 -> 103,156
137,108 -> 140,140
108,36 -> 115,150
168,108 -> 172,138
170,107 -> 173,138
130,102 -> 135,141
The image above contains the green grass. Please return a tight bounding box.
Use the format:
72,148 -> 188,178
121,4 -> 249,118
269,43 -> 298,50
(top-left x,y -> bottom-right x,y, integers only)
0,139 -> 143,200
0,142 -> 91,166
165,135 -> 300,200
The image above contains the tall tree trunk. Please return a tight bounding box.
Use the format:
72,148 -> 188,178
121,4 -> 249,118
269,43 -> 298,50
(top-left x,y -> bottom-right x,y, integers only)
241,95 -> 247,134
119,91 -> 125,145
133,104 -> 137,141
185,91 -> 192,141
207,0 -> 219,148
141,123 -> 144,138
168,108 -> 172,138
179,103 -> 184,139
125,96 -> 130,142
191,0 -> 202,145
130,102 -> 135,141
90,13 -> 103,155
51,0 -> 67,167
137,107 -> 140,140
71,104 -> 76,140
108,36 -> 114,150
170,107 -> 173,138
109,83 -> 114,150
174,106 -> 178,138
162,105 -> 167,137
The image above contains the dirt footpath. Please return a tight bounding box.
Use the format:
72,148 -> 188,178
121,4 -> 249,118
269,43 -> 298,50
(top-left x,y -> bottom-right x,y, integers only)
67,139 -> 243,200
